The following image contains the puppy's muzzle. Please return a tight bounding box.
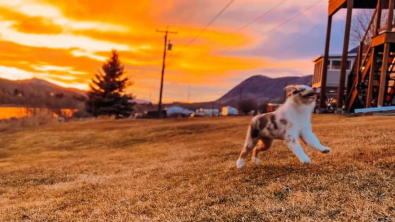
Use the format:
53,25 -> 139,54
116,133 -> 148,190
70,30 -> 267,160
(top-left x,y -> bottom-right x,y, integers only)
302,91 -> 318,98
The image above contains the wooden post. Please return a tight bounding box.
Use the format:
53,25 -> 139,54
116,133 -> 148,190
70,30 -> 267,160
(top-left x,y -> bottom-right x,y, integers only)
336,0 -> 354,112
376,0 -> 383,34
313,64 -> 317,85
356,41 -> 363,83
378,44 -> 390,106
319,15 -> 332,110
366,50 -> 376,108
377,0 -> 394,106
366,0 -> 382,108
387,0 -> 394,31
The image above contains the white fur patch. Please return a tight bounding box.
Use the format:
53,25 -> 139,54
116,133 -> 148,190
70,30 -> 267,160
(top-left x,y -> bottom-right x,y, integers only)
252,157 -> 260,165
236,158 -> 245,169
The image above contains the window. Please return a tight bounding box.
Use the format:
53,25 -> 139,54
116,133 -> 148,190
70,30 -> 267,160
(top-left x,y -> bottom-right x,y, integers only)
331,60 -> 351,70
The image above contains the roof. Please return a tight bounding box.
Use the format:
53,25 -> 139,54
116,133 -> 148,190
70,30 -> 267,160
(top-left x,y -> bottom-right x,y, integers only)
313,51 -> 358,62
348,46 -> 359,54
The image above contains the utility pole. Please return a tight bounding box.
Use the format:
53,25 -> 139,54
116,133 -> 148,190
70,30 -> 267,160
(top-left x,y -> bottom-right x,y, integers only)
156,27 -> 177,118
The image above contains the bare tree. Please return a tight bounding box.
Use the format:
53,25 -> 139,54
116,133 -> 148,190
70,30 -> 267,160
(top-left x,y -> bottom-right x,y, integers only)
350,8 -> 395,47
238,99 -> 256,115
350,9 -> 375,47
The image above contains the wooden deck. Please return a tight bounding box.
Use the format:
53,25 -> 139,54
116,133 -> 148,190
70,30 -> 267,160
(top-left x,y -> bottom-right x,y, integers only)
329,0 -> 346,16
329,0 -> 382,16
371,32 -> 395,47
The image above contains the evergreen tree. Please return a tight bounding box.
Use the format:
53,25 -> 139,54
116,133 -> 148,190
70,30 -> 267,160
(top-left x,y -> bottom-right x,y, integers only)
86,50 -> 134,118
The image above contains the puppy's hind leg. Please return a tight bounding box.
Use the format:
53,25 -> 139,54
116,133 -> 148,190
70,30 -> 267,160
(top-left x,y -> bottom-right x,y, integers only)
252,137 -> 272,165
237,125 -> 259,168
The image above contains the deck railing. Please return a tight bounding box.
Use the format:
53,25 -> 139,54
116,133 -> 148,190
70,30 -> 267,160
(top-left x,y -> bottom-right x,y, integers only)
346,7 -> 379,109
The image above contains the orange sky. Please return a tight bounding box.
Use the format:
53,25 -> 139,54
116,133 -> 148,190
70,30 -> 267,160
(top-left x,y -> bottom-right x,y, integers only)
0,0 -> 345,102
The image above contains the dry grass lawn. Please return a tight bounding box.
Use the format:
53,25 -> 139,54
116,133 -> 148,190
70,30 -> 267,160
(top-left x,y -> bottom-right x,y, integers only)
0,115 -> 395,221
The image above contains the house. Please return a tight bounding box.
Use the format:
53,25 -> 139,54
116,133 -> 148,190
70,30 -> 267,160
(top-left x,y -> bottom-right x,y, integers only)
166,106 -> 194,117
312,48 -> 357,103
195,108 -> 219,117
312,47 -> 358,112
267,103 -> 280,112
316,0 -> 395,113
221,106 -> 238,116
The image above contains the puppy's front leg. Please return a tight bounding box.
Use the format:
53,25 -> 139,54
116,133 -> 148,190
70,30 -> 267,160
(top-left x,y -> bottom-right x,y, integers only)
285,136 -> 311,164
301,130 -> 330,153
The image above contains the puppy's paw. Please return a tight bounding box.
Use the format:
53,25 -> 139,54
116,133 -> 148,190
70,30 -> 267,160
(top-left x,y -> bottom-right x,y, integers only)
252,157 -> 260,165
236,158 -> 245,169
301,158 -> 311,165
321,147 -> 330,154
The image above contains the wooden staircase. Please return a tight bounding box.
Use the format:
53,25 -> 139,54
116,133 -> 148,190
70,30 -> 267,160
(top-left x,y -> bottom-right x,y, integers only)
345,6 -> 395,112
384,55 -> 395,105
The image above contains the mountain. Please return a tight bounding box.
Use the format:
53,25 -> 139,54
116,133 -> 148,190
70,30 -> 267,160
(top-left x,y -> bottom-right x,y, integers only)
132,98 -> 151,105
0,78 -> 87,108
158,75 -> 313,111
20,78 -> 86,97
217,75 -> 313,106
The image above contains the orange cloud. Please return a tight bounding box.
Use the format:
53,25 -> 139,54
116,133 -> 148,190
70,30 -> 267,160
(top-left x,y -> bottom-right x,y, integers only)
13,16 -> 63,34
0,0 -> 329,102
0,7 -> 62,34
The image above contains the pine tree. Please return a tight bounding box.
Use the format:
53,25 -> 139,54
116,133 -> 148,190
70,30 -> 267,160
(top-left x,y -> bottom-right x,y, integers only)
85,50 -> 134,118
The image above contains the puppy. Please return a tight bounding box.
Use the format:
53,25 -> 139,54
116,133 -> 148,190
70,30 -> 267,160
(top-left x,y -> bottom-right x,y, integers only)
236,85 -> 330,168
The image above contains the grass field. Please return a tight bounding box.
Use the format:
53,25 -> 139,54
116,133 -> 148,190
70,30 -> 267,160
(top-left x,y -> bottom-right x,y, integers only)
1,115 -> 395,221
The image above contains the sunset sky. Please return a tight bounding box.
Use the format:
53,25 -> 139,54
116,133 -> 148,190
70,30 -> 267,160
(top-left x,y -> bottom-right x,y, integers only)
0,0 -> 351,102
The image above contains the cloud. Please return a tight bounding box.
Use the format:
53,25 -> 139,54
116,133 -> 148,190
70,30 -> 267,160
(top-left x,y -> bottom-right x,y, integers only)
0,0 -> 348,102
0,66 -> 35,80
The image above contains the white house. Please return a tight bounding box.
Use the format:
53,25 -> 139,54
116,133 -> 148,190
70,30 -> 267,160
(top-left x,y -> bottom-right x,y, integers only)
312,47 -> 357,99
166,106 -> 194,117
221,106 -> 238,116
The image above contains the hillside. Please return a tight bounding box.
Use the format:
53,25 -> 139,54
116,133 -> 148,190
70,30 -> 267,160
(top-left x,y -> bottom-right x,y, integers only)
162,75 -> 313,110
217,75 -> 312,106
0,78 -> 86,108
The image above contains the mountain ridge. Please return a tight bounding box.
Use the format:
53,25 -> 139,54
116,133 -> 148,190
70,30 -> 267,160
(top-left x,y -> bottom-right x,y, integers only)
217,75 -> 313,106
0,77 -> 87,108
162,75 -> 313,110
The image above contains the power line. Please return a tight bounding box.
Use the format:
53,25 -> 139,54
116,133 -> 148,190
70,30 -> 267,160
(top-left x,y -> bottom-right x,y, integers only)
218,0 -> 324,55
168,0 -> 323,65
280,23 -> 321,52
166,0 -> 288,65
187,0 -> 236,46
254,0 -> 323,40
189,0 -> 290,59
200,0 -> 292,58
232,0 -> 289,33
166,0 -> 236,65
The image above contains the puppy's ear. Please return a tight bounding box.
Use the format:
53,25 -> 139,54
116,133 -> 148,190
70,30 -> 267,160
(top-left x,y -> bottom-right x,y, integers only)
284,85 -> 297,91
284,85 -> 298,97
285,85 -> 298,93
